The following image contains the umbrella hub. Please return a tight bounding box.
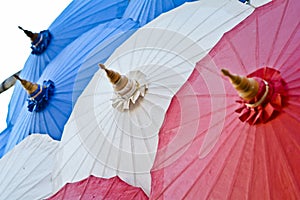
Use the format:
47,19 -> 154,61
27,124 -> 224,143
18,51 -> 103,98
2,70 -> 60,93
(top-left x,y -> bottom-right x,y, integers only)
99,64 -> 148,111
222,68 -> 287,124
18,26 -> 52,55
14,75 -> 55,112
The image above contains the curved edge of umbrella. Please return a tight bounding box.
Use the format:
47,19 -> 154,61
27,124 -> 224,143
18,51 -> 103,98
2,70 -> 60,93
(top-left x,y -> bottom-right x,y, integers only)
47,175 -> 148,200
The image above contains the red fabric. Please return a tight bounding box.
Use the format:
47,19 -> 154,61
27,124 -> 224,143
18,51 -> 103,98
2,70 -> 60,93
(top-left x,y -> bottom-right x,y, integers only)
48,176 -> 148,200
150,0 -> 300,199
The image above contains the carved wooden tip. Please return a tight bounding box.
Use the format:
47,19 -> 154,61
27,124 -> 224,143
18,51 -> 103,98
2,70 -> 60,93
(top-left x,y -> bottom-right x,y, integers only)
14,75 -> 38,94
13,74 -> 22,81
98,63 -> 106,70
221,68 -> 259,101
99,64 -> 121,84
18,26 -> 38,42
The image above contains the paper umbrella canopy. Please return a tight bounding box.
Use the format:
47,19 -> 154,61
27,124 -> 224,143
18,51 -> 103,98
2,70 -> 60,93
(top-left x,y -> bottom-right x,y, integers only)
50,0 -> 271,196
150,0 -> 300,199
0,135 -> 58,200
47,176 -> 148,200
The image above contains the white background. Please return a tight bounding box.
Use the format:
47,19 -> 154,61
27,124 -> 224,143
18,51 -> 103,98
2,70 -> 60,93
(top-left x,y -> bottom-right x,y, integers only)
0,0 -> 72,131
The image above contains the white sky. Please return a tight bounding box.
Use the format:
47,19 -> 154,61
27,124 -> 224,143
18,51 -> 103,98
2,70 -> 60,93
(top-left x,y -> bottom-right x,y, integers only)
0,0 -> 72,131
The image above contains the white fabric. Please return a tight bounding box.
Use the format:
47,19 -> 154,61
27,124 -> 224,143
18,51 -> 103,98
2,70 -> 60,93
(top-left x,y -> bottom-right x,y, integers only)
52,0 -> 270,196
0,135 -> 58,200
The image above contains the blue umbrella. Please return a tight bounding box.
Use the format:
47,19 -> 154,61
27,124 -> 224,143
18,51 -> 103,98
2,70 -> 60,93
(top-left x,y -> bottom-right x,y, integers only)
4,0 -> 129,131
2,0 -> 194,156
0,0 -> 129,155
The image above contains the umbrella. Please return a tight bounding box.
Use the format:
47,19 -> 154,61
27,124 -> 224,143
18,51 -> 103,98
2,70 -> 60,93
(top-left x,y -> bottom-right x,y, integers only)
3,0 -> 129,132
0,134 -> 58,200
51,0 -> 271,196
47,175 -> 148,200
150,0 -> 300,199
1,0 -> 193,156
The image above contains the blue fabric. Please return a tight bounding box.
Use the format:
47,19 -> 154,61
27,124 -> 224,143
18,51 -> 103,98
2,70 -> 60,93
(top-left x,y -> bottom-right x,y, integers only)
27,80 -> 55,112
4,0 -> 129,130
123,0 -> 195,26
0,127 -> 11,156
30,30 -> 52,55
2,0 -> 193,157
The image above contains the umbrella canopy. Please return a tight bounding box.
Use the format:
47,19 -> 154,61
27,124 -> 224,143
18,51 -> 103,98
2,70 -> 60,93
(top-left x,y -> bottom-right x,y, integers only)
3,0 -> 129,132
47,175 -> 148,200
1,0 -> 194,156
0,134 -> 58,200
122,0 -> 194,26
150,0 -> 300,199
51,0 -> 271,196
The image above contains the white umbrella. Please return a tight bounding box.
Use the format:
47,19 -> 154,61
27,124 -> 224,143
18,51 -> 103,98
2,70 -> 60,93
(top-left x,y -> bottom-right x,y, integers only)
52,0 -> 271,196
0,134 -> 58,200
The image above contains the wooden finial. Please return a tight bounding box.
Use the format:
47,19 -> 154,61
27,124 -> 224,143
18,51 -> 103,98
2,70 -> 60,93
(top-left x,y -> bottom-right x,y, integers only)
13,74 -> 38,94
221,69 -> 259,100
18,26 -> 38,42
99,64 -> 121,84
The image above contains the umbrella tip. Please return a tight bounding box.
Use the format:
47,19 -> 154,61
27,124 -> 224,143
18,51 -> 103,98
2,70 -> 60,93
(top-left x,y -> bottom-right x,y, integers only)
99,64 -> 121,84
221,68 -> 259,100
221,68 -> 238,82
13,74 -> 21,81
99,63 -> 106,70
18,26 -> 38,42
221,69 -> 230,77
14,76 -> 38,94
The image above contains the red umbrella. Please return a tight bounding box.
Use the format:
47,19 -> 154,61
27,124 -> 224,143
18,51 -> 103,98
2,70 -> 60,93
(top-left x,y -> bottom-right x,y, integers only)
150,0 -> 300,199
47,175 -> 148,200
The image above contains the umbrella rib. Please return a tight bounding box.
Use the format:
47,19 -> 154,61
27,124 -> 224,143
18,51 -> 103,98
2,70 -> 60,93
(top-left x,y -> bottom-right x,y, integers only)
229,125 -> 256,199
225,37 -> 247,74
142,1 -> 237,70
157,103 -> 236,149
154,107 -> 236,184
69,125 -> 101,182
276,22 -> 300,70
205,123 -> 252,199
142,2 -> 202,67
2,140 -> 57,199
134,98 -> 160,162
78,175 -> 92,200
270,117 -> 300,195
261,125 -> 272,198
1,137 -> 44,192
53,116 -> 101,181
180,116 -> 242,199
91,109 -> 116,175
281,52 -> 300,79
266,0 -> 288,65
167,3 -> 253,68
130,106 -> 154,164
115,112 -> 126,177
101,112 -> 121,177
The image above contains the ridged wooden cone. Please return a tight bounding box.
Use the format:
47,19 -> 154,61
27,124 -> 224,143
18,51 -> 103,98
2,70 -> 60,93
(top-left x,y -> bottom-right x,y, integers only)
221,69 -> 259,100
99,64 -> 121,84
18,26 -> 38,42
99,64 -> 129,92
13,74 -> 38,95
